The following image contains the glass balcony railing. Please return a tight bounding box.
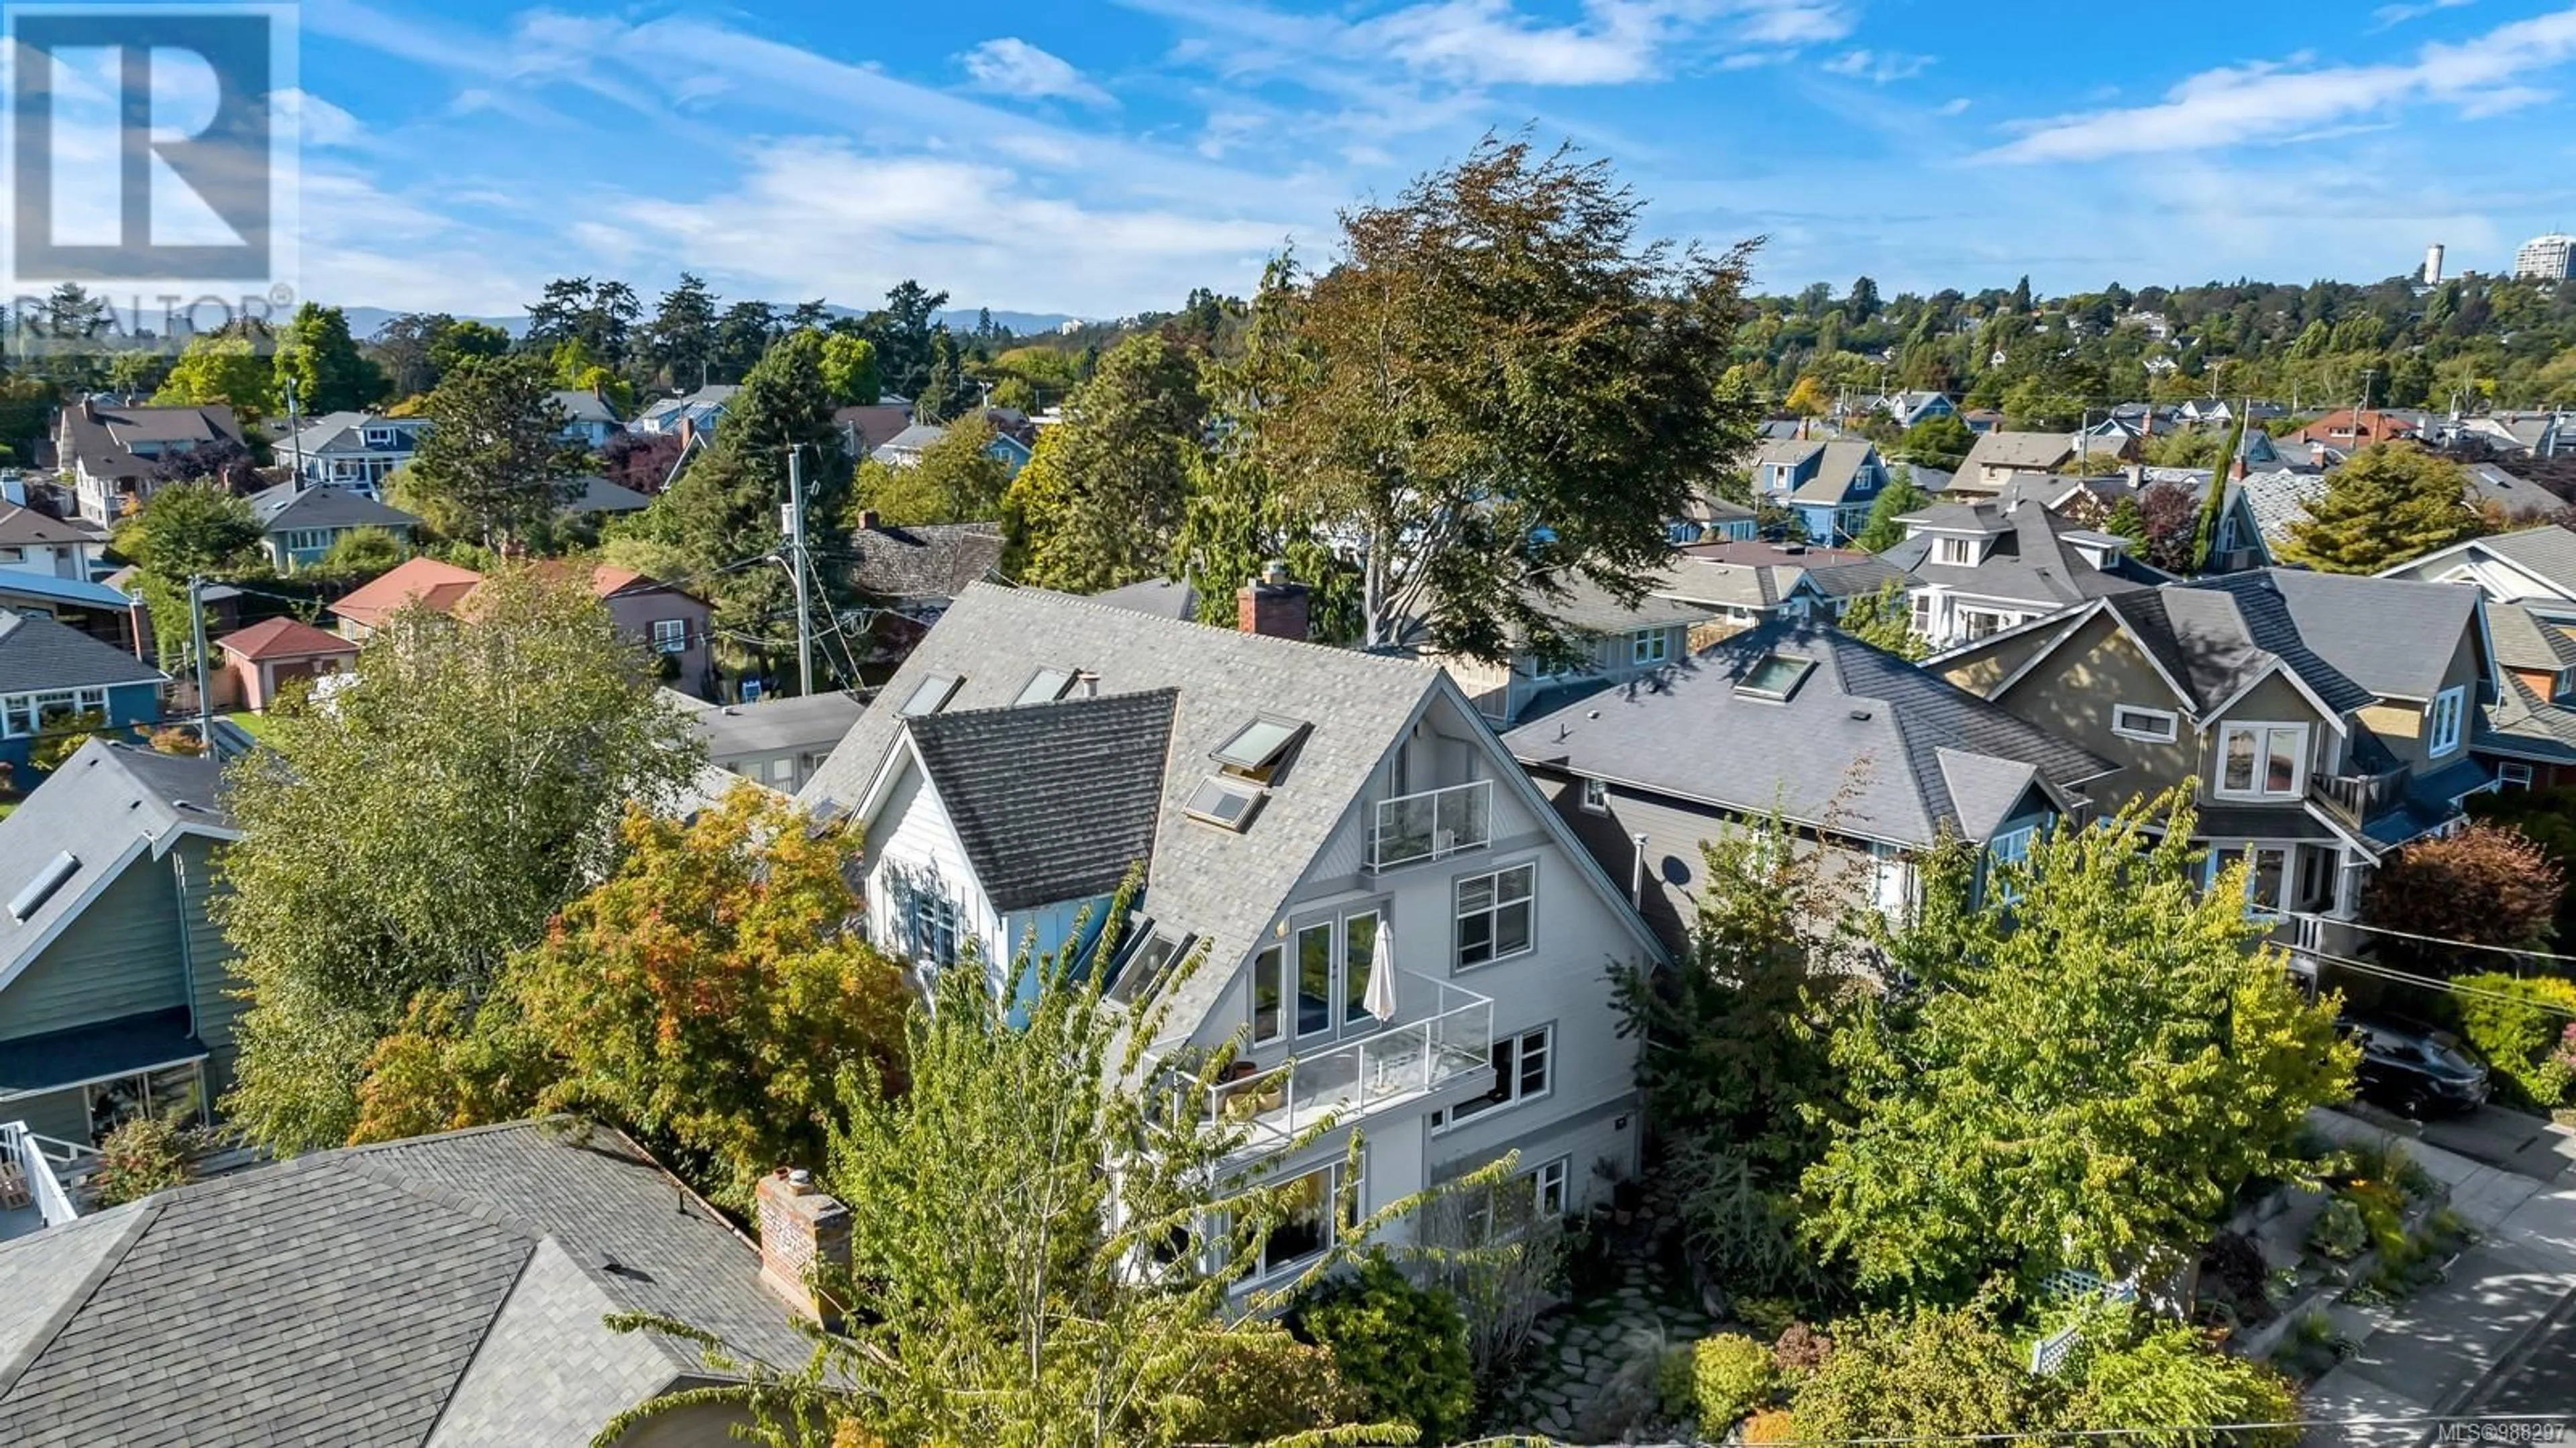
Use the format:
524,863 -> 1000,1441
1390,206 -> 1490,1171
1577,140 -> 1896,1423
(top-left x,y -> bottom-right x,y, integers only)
1368,780 -> 1493,871
1201,972 -> 1495,1152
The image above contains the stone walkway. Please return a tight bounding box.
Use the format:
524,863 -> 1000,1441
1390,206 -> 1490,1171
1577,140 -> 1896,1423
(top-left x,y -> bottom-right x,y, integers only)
1482,1242 -> 1719,1442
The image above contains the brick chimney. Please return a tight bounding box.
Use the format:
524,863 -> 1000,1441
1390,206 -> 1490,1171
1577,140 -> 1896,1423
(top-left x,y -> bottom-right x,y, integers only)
1238,560 -> 1309,641
755,1167 -> 851,1327
855,509 -> 880,531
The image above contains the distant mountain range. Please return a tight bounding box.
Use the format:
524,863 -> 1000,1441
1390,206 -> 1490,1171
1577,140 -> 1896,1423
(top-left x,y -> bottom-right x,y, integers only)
335,305 -> 1085,342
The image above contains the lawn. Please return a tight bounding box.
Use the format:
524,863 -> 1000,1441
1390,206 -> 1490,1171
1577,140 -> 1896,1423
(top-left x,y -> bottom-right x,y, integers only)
223,711 -> 276,742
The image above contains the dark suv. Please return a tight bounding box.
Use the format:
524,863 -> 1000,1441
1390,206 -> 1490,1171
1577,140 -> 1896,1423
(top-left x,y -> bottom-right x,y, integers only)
2342,1014 -> 2491,1117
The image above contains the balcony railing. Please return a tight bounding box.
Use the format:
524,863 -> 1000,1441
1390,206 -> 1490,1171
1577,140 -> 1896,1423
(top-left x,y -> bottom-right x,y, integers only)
0,1121 -> 86,1231
1368,780 -> 1493,872
1203,973 -> 1495,1151
2309,766 -> 2404,827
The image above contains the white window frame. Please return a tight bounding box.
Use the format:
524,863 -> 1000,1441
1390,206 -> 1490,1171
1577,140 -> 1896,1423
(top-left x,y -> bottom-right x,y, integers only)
1454,862 -> 1537,970
1432,1024 -> 1554,1133
1935,537 -> 1976,566
1631,629 -> 1669,666
1248,1158 -> 1355,1282
2215,721 -> 2308,801
2110,705 -> 2178,743
1579,778 -> 1610,815
1247,941 -> 1290,1047
1530,1156 -> 1569,1218
2210,844 -> 2291,918
650,618 -> 688,655
2503,761 -> 2536,788
1985,824 -> 2037,904
1,684 -> 110,738
2426,686 -> 2465,758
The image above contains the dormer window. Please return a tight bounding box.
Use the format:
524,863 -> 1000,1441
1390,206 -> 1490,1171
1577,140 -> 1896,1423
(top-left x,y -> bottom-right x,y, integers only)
1935,537 -> 1977,566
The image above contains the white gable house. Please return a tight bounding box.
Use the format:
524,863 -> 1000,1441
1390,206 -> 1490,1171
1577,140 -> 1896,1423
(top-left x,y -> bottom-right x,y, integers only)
804,582 -> 1666,1284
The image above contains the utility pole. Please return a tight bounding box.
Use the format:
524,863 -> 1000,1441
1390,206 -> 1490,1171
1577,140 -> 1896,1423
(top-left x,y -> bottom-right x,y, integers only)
188,576 -> 212,745
786,445 -> 812,696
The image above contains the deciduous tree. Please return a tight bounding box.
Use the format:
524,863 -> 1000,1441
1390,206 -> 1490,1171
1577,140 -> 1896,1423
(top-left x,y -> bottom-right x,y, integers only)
1263,136 -> 1761,661
818,332 -> 880,406
154,327 -> 276,419
853,415 -> 1010,527
113,482 -> 266,667
218,567 -> 701,1154
2362,821 -> 2563,966
1837,580 -> 1925,659
272,303 -> 385,415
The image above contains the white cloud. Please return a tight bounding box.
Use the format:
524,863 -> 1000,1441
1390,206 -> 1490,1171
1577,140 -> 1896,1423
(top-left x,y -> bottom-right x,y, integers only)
1935,97 -> 1971,115
1988,3 -> 2576,162
280,89 -> 364,149
959,38 -> 1118,108
1822,50 -> 1933,84
2371,0 -> 2473,31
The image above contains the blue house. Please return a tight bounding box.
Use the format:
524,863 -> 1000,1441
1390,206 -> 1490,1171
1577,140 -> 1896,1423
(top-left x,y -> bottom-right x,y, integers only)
0,615 -> 166,778
1751,438 -> 1890,545
246,482 -> 421,571
876,421 -> 1035,478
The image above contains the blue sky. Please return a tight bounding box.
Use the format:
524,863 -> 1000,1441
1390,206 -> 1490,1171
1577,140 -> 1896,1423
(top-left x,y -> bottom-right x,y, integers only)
281,0 -> 2576,319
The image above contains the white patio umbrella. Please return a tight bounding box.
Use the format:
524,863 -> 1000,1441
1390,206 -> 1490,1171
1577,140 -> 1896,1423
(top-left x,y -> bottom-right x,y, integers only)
1363,926 -> 1399,1022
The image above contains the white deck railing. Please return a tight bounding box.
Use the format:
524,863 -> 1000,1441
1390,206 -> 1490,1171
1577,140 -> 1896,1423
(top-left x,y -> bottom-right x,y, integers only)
1368,780 -> 1493,871
1,1121 -> 85,1228
1205,972 -> 1495,1149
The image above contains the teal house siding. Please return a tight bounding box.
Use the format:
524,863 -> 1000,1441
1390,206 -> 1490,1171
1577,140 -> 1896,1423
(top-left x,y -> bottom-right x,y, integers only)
0,860 -> 188,1043
172,837 -> 244,1100
1,1086 -> 91,1142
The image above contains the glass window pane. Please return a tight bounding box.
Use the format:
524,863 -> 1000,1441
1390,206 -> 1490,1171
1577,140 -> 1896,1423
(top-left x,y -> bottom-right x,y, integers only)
2223,729 -> 2256,792
1518,1030 -> 1549,1096
1457,874 -> 1495,915
1252,945 -> 1284,1043
1297,924 -> 1333,1035
1263,1168 -> 1329,1274
1500,864 -> 1535,903
2251,849 -> 2286,910
1343,913 -> 1377,1025
1496,901 -> 1532,958
2265,729 -> 2300,794
1458,912 -> 1493,966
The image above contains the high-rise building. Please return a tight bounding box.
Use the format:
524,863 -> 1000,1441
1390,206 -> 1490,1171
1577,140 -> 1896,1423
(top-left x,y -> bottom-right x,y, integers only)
2516,234 -> 2575,280
2424,243 -> 2445,285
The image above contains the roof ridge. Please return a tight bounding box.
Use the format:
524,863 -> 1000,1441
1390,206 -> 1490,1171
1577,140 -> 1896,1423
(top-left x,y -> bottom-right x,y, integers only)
0,1201 -> 161,1404
966,582 -> 1439,676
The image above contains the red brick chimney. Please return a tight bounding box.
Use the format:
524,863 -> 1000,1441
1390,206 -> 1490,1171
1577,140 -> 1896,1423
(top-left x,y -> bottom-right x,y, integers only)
755,1167 -> 851,1327
1238,560 -> 1309,641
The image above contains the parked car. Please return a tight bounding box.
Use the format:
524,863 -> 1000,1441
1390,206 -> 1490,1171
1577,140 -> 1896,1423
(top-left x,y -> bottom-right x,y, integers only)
2341,1013 -> 2491,1117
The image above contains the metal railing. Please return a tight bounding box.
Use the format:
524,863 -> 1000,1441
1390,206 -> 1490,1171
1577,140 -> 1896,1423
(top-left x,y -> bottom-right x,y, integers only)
0,1121 -> 86,1229
1206,973 -> 1495,1148
1368,780 -> 1493,871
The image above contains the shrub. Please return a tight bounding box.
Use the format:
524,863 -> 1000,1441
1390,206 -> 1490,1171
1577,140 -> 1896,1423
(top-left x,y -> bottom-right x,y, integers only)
1291,1256 -> 1475,1445
1790,1300 -> 2055,1439
148,725 -> 204,756
1693,1333 -> 1777,1429
1741,1408 -> 1800,1444
1772,1322 -> 1833,1376
2365,823 -> 2563,964
1655,1342 -> 1699,1420
2070,1316 -> 2300,1447
89,1106 -> 201,1208
1171,1326 -> 1369,1444
2448,973 -> 2576,1107
28,710 -> 108,772
2308,1197 -> 2368,1261
1734,1294 -> 1799,1339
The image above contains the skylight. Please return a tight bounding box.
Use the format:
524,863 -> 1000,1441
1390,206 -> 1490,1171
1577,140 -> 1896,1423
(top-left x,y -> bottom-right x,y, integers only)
1183,776 -> 1267,833
1015,667 -> 1077,706
901,674 -> 963,716
1738,654 -> 1816,702
1212,717 -> 1309,777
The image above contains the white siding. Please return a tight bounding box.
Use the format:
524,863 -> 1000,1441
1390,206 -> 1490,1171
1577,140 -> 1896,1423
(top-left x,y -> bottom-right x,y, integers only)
863,754 -> 1003,968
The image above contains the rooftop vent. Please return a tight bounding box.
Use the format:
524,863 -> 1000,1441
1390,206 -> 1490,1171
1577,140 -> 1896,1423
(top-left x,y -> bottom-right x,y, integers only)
7,851 -> 79,922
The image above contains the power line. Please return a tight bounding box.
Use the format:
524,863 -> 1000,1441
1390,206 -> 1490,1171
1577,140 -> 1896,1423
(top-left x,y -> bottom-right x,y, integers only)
2297,945 -> 2576,1018
2292,912 -> 2576,970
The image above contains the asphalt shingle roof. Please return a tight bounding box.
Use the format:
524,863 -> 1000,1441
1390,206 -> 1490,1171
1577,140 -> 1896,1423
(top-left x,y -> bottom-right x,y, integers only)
1882,498 -> 2163,609
0,613 -> 164,694
906,688 -> 1178,912
2186,569 -> 2479,705
246,482 -> 419,531
692,690 -> 869,758
1503,620 -> 2116,848
847,523 -> 1006,601
0,740 -> 229,983
801,582 -> 1447,1031
2488,601 -> 2576,676
2473,525 -> 2576,594
0,1119 -> 812,1448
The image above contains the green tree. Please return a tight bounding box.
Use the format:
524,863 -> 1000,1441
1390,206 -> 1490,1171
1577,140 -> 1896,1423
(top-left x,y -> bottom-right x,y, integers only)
818,331 -> 881,406
1263,136 -> 1761,660
111,482 -> 266,668
349,786 -> 912,1209
427,318 -> 511,378
272,303 -> 384,415
545,337 -> 633,417
217,567 -> 702,1154
638,329 -> 848,667
1801,794 -> 2358,1300
913,326 -> 964,423
853,415 -> 1012,527
313,525 -> 407,580
154,327 -> 276,419
1290,1257 -> 1475,1444
2104,493 -> 2148,548
645,273 -> 721,389
1008,333 -> 1205,594
1782,376 -> 1831,418
1837,580 -> 1926,659
1897,413 -> 1973,468
2279,443 -> 2484,573
601,917 -> 1431,1448
1852,469 -> 1929,552
402,356 -> 578,551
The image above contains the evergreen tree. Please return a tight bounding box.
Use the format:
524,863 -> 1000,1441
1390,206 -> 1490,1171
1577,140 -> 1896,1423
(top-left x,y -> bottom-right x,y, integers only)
1854,467 -> 1929,552
400,355 -> 578,552
2189,415 -> 2246,572
913,328 -> 964,423
2278,443 -> 2484,574
646,273 -> 720,390
2104,493 -> 2147,548
1007,333 -> 1205,594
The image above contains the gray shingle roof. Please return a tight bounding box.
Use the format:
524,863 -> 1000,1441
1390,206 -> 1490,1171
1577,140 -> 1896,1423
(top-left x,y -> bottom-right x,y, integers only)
2184,569 -> 2479,705
0,1119 -> 812,1448
877,423 -> 948,454
0,505 -> 100,548
0,612 -> 165,694
846,523 -> 1006,601
561,474 -> 653,515
1959,430 -> 2080,474
1087,577 -> 1199,621
549,389 -> 620,426
246,481 -> 420,531
906,689 -> 1178,912
1883,499 -> 2162,609
2488,601 -> 2576,675
1786,441 -> 1881,505
801,583 -> 1446,1031
692,690 -> 869,759
1521,574 -> 1721,637
0,739 -> 222,984
2481,673 -> 2576,763
1503,620 -> 2116,848
2473,525 -> 2576,594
